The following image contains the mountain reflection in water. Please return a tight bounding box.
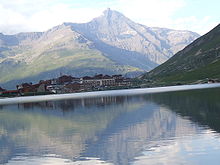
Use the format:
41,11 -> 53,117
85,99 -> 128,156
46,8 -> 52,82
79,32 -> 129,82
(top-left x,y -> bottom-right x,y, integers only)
0,87 -> 220,165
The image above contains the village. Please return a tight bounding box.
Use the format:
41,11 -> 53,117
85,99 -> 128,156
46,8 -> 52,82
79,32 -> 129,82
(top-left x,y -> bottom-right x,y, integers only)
0,74 -> 135,97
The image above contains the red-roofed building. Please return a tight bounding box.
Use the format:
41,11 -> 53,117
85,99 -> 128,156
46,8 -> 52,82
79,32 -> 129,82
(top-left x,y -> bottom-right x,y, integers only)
1,90 -> 19,97
0,87 -> 6,95
57,75 -> 76,85
64,82 -> 84,93
17,83 -> 36,93
0,87 -> 5,92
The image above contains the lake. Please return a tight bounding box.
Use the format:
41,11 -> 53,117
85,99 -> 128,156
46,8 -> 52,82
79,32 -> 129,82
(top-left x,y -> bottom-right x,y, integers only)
0,86 -> 220,165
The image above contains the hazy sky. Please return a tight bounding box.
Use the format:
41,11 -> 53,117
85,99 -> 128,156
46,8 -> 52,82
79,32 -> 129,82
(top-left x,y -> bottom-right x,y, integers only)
0,0 -> 218,35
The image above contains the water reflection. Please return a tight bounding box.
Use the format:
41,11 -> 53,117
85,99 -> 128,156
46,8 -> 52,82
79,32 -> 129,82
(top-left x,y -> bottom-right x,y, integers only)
0,88 -> 220,165
145,88 -> 220,132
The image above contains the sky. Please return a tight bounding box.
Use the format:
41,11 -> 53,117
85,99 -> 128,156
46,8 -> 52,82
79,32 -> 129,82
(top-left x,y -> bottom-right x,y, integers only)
0,0 -> 219,35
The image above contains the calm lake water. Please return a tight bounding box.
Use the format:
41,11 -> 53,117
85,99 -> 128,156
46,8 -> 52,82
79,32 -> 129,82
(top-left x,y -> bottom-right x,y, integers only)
1,87 -> 220,165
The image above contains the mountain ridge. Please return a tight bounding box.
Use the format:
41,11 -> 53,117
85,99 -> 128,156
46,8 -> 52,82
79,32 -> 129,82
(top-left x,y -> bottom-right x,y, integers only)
0,9 -> 199,89
70,9 -> 199,64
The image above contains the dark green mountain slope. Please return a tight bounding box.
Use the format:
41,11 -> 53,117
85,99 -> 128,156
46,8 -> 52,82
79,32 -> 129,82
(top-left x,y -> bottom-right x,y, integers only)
142,24 -> 220,85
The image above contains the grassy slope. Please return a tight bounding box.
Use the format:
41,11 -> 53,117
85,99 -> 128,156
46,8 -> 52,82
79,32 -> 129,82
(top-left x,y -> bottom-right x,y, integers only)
142,24 -> 220,85
158,60 -> 220,85
0,48 -> 141,84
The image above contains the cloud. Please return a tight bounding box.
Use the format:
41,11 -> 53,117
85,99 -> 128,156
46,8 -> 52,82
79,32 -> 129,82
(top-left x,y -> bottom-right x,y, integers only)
28,5 -> 103,33
116,0 -> 186,20
0,1 -> 103,34
0,4 -> 28,34
171,16 -> 219,34
113,0 -> 186,28
0,0 -> 218,35
114,0 -> 218,34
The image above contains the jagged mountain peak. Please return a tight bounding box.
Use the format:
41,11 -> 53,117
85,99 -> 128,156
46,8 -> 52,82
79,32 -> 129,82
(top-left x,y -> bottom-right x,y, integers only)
102,8 -> 124,18
103,8 -> 113,16
90,8 -> 130,25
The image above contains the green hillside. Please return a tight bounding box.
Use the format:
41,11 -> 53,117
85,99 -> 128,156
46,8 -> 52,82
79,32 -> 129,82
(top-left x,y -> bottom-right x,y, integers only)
142,24 -> 220,86
0,49 -> 139,83
0,25 -> 141,89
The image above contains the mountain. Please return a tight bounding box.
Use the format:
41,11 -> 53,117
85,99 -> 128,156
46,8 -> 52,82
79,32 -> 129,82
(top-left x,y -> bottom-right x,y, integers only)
0,9 -> 199,89
142,24 -> 220,85
0,25 -> 140,88
69,9 -> 199,66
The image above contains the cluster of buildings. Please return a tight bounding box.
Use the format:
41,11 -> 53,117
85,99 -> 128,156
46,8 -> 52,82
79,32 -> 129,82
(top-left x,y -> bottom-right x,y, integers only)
0,74 -> 133,97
